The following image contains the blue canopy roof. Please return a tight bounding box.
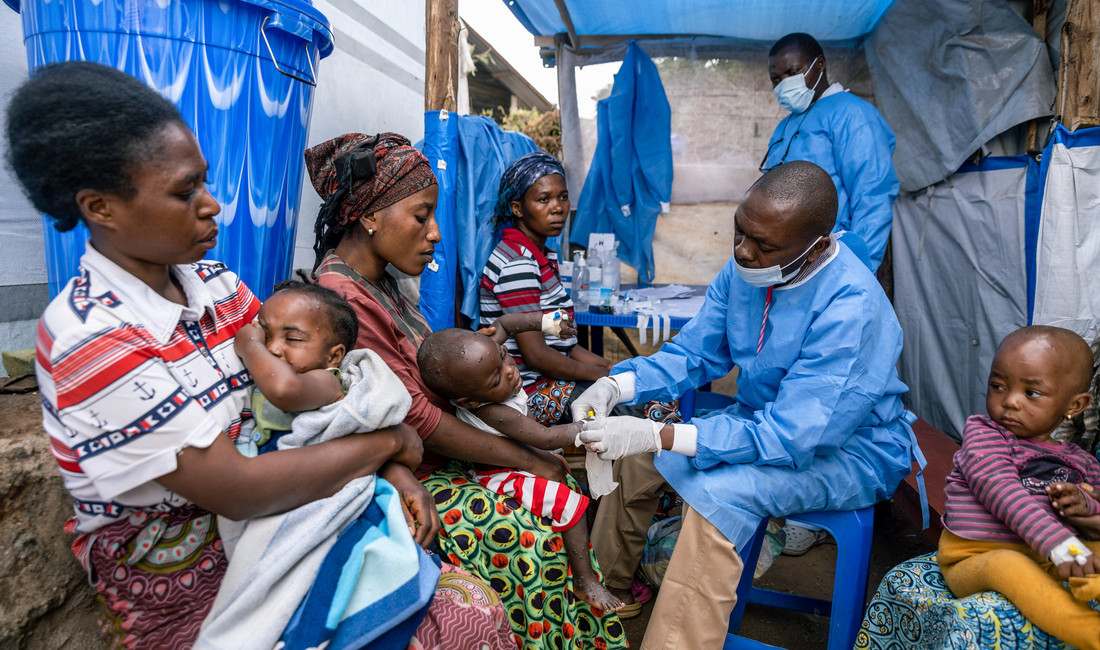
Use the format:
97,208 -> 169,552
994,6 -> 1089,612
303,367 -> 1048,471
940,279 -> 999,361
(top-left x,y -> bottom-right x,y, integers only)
503,0 -> 896,45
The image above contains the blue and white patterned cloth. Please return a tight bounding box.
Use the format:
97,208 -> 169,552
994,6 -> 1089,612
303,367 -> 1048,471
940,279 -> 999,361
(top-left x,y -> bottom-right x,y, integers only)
857,552 -> 1100,649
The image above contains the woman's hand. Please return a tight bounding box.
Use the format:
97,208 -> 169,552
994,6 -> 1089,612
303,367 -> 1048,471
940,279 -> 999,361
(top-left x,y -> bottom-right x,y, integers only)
379,462 -> 441,548
386,423 -> 424,472
525,448 -> 570,484
1049,481 -> 1092,516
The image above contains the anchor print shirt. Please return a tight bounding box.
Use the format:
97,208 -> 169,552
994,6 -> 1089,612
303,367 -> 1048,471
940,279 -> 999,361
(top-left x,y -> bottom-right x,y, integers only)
36,245 -> 260,533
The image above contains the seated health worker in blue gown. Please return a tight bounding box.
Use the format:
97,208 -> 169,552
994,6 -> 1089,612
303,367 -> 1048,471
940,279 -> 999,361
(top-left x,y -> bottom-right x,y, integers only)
574,161 -> 918,649
763,32 -> 898,272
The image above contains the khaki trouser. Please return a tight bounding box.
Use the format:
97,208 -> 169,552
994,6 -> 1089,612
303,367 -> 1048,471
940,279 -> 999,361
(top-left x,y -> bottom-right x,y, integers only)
591,452 -> 667,590
591,453 -> 744,649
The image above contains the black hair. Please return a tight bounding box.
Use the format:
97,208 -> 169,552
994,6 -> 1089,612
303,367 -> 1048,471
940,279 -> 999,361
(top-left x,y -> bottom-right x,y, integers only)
769,33 -> 824,60
5,61 -> 186,232
417,328 -> 480,400
270,280 -> 359,351
751,160 -> 838,236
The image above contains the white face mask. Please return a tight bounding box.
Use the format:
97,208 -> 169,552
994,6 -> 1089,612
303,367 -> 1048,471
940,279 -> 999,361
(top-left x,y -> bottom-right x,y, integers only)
773,56 -> 821,114
735,235 -> 823,288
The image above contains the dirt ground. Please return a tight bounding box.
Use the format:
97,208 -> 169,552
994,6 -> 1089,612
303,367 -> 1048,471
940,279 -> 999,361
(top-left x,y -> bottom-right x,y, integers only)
0,391 -> 101,650
613,500 -> 935,647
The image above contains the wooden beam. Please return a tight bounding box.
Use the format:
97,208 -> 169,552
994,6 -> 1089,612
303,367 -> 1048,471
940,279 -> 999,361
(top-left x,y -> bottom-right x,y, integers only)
425,0 -> 458,112
1026,0 -> 1052,151
1055,0 -> 1100,131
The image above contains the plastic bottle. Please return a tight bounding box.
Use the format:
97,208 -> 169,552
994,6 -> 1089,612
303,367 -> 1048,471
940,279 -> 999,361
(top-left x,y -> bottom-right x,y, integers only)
587,251 -> 603,310
572,251 -> 590,313
601,249 -> 620,306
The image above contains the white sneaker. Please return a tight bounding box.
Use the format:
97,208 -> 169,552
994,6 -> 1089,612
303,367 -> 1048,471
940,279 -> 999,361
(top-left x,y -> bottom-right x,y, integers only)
780,524 -> 829,556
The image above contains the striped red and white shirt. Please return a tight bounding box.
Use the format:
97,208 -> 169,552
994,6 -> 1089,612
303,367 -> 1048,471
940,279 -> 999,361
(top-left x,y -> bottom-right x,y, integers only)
943,415 -> 1100,558
36,246 -> 260,533
456,390 -> 587,531
479,228 -> 576,390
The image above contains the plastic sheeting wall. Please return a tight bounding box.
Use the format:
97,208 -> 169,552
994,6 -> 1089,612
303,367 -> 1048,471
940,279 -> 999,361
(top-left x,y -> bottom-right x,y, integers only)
893,157 -> 1035,440
866,0 -> 1055,192
1033,126 -> 1100,343
418,113 -> 540,331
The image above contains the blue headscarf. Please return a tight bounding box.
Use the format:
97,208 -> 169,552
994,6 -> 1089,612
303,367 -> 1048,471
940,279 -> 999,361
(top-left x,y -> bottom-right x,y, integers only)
493,152 -> 565,228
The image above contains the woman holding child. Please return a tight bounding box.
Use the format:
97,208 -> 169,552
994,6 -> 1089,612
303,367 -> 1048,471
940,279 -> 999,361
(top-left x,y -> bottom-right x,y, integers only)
18,62 -> 511,649
305,134 -> 626,650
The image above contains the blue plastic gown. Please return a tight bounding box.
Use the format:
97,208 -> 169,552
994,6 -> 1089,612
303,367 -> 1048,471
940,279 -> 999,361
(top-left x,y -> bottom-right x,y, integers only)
572,41 -> 672,283
763,91 -> 898,272
614,243 -> 916,550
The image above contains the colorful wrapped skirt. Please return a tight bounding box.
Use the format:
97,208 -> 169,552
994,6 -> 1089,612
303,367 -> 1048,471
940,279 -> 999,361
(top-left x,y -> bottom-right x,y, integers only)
423,464 -> 628,650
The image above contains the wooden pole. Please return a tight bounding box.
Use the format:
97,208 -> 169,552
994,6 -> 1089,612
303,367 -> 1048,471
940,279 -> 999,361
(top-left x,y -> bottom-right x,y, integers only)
1026,0 -> 1051,152
425,0 -> 458,112
1054,0 -> 1099,131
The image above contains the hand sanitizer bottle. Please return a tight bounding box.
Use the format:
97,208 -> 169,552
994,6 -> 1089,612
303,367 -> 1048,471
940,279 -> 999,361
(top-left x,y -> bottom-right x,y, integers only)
572,251 -> 590,313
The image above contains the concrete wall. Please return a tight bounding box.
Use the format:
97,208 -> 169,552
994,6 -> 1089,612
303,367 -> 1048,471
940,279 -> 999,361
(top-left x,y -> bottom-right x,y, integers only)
584,46 -> 876,288
0,9 -> 44,372
291,0 -> 427,274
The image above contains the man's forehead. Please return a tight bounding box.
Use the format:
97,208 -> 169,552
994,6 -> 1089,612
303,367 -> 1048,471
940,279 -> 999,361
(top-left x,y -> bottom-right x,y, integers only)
737,191 -> 799,235
769,46 -> 812,69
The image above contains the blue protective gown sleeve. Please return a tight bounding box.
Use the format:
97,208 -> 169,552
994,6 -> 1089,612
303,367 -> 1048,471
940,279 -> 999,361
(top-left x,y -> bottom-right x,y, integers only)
831,101 -> 898,271
616,254 -> 904,471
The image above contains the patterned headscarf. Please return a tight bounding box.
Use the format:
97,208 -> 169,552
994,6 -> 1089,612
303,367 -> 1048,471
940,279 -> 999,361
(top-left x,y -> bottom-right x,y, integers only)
304,132 -> 437,268
493,152 -> 566,228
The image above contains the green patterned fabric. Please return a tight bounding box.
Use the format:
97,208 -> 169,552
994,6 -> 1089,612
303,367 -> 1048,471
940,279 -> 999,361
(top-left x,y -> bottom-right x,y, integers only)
858,552 -> 1099,649
422,463 -> 627,650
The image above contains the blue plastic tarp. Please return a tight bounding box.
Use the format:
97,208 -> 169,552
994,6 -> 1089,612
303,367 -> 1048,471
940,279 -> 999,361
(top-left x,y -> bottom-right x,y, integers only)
419,113 -> 541,330
571,41 -> 671,283
503,0 -> 895,44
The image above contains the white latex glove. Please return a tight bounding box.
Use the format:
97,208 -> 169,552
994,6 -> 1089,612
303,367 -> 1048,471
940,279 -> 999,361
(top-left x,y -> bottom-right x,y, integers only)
579,416 -> 663,461
569,376 -> 621,422
1050,534 -> 1093,566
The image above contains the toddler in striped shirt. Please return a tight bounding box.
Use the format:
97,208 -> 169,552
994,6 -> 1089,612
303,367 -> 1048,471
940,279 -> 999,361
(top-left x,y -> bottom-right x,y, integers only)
418,312 -> 625,613
939,325 -> 1100,649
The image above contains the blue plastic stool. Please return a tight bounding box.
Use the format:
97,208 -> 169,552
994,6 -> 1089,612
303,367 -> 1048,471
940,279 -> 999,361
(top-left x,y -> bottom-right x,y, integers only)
724,507 -> 876,650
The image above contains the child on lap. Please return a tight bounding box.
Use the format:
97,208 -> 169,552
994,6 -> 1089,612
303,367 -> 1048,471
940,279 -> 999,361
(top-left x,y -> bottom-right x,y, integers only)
235,281 -> 355,451
418,311 -> 624,612
939,325 -> 1100,650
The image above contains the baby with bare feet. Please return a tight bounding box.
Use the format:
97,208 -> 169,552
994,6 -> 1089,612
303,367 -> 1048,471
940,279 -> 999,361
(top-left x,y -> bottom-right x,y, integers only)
417,311 -> 624,613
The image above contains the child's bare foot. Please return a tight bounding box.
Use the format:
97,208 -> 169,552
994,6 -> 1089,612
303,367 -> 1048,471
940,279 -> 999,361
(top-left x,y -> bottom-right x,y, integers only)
572,572 -> 625,612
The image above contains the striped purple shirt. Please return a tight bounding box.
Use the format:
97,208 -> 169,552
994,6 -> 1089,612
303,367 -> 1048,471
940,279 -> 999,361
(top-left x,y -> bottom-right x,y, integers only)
943,415 -> 1100,558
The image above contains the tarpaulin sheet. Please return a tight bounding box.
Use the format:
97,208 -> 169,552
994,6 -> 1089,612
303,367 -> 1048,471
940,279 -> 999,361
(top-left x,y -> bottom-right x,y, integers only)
418,113 -> 540,329
866,0 -> 1055,192
572,41 -> 671,283
893,156 -> 1036,440
420,110 -> 459,332
503,0 -> 895,44
1032,125 -> 1100,344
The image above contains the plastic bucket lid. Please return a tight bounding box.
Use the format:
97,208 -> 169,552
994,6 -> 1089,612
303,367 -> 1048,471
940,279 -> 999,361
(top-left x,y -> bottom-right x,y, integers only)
3,0 -> 333,56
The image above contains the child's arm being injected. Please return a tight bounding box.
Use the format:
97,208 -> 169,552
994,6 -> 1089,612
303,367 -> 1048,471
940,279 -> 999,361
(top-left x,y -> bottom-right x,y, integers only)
234,320 -> 344,412
471,402 -> 583,452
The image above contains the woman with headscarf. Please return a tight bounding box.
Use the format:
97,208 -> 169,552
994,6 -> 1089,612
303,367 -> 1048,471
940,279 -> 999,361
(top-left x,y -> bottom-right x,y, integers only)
305,134 -> 627,650
480,153 -> 680,426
